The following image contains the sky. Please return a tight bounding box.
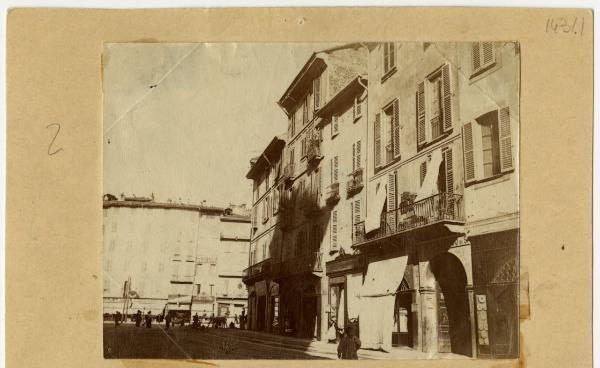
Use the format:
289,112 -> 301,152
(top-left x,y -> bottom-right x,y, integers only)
103,42 -> 336,207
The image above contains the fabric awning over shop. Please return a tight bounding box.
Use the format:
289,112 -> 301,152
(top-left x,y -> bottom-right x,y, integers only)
365,182 -> 387,234
359,256 -> 408,352
346,273 -> 363,320
415,149 -> 443,202
359,256 -> 408,297
168,295 -> 192,304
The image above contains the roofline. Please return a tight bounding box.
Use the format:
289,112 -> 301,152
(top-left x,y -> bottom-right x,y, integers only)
245,136 -> 286,179
316,75 -> 367,119
103,200 -> 234,216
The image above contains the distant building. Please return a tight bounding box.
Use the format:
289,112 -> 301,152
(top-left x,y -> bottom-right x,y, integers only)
103,195 -> 250,321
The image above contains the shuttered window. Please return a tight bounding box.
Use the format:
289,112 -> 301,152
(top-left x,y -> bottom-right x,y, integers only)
442,64 -> 453,132
331,156 -> 339,184
383,42 -> 396,76
374,113 -> 382,168
353,198 -> 362,224
332,115 -> 340,137
387,172 -> 397,232
314,75 -> 321,109
443,148 -> 454,196
462,122 -> 476,183
416,81 -> 426,146
420,161 -> 427,186
392,99 -> 401,158
331,210 -> 338,250
356,140 -> 362,171
498,107 -> 513,172
353,96 -> 362,120
472,42 -> 496,75
302,95 -> 309,125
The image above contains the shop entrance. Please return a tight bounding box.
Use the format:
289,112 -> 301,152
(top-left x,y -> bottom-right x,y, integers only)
256,296 -> 267,331
393,291 -> 413,347
301,285 -> 318,338
429,252 -> 472,356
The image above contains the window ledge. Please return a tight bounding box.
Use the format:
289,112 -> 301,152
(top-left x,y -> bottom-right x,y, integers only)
466,170 -> 514,189
470,62 -> 497,81
381,66 -> 397,83
417,131 -> 453,152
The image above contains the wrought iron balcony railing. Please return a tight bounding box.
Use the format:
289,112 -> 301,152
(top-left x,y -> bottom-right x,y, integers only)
325,182 -> 340,204
242,258 -> 272,282
306,140 -> 323,165
352,192 -> 464,245
346,168 -> 364,197
282,163 -> 295,183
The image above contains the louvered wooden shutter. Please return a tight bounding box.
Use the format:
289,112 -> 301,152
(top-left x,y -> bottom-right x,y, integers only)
354,199 -> 361,224
442,64 -> 453,132
498,107 -> 513,172
389,43 -> 395,69
333,156 -> 339,183
416,82 -> 426,146
387,172 -> 397,232
352,143 -> 356,172
332,116 -> 339,136
374,113 -> 382,167
472,42 -> 481,72
383,43 -> 389,73
462,122 -> 476,182
331,210 -> 338,250
482,42 -> 494,65
356,140 -> 362,170
314,76 -> 321,109
420,161 -> 427,186
393,99 -> 401,158
443,148 -> 454,217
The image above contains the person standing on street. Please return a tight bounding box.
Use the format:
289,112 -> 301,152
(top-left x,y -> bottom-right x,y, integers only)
135,310 -> 142,328
114,311 -> 121,327
144,311 -> 152,328
165,313 -> 171,330
337,325 -> 361,360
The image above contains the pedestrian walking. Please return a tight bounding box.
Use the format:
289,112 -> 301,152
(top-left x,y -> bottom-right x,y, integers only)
144,311 -> 152,328
165,313 -> 171,330
114,311 -> 121,327
337,325 -> 361,360
192,313 -> 199,329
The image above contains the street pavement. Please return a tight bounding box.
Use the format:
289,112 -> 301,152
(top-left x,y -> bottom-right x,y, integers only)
103,323 -> 468,360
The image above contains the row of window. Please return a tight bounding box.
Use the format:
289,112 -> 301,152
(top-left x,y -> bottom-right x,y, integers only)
288,73 -> 323,139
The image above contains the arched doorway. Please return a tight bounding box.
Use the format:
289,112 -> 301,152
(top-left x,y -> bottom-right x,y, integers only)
429,252 -> 472,356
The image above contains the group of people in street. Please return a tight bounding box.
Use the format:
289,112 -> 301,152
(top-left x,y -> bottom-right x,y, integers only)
327,315 -> 362,360
112,310 -> 156,328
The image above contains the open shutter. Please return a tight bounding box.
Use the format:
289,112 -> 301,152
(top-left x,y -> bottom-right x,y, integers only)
462,122 -> 476,182
374,113 -> 382,167
352,143 -> 356,172
383,43 -> 389,73
498,107 -> 513,172
354,199 -> 361,223
331,210 -> 338,250
314,76 -> 321,109
420,161 -> 427,186
472,42 -> 481,72
442,64 -> 453,132
482,42 -> 494,65
356,140 -> 362,170
443,148 -> 455,217
416,82 -> 426,146
392,99 -> 401,158
333,156 -> 339,183
387,172 -> 397,233
332,116 -> 339,136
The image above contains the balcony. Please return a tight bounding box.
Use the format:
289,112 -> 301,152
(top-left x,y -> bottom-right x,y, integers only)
306,140 -> 323,166
282,163 -> 295,184
301,191 -> 321,217
242,258 -> 273,283
353,192 -> 465,246
325,183 -> 340,204
274,252 -> 323,280
346,168 -> 364,197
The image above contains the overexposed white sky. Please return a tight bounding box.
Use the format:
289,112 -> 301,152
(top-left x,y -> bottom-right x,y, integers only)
103,43 -> 337,207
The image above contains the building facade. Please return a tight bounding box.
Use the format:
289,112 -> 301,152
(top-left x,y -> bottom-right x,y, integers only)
243,41 -> 519,359
103,195 -> 250,322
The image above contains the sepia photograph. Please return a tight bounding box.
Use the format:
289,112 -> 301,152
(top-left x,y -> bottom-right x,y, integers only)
102,41 -> 520,360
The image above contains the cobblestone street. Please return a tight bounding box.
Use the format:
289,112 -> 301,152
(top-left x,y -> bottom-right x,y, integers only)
104,323 -> 467,360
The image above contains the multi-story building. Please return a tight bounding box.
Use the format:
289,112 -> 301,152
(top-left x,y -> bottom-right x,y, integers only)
243,41 -> 518,359
243,43 -> 368,339
243,136 -> 286,332
103,194 -> 250,322
325,42 -> 519,358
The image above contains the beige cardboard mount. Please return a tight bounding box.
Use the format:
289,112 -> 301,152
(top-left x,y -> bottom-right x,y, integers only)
6,7 -> 593,368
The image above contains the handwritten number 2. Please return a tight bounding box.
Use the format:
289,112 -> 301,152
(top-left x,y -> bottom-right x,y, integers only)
46,123 -> 63,156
